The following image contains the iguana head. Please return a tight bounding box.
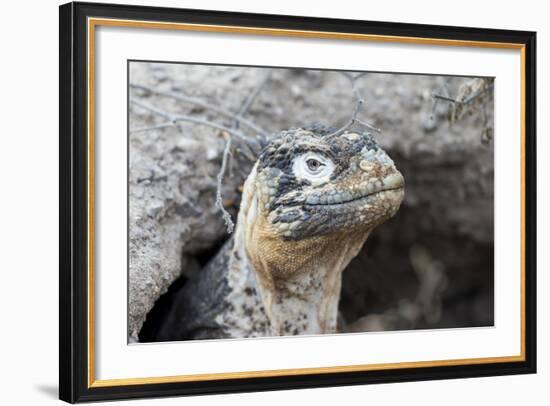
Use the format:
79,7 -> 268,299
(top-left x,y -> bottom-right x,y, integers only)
253,127 -> 404,240
237,126 -> 404,335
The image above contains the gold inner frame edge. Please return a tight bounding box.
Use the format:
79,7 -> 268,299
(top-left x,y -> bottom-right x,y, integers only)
86,17 -> 527,388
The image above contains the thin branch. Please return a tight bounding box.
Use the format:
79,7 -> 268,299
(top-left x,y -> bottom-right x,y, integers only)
215,132 -> 235,234
172,116 -> 249,142
432,93 -> 458,103
463,84 -> 493,105
130,97 -> 255,234
129,79 -> 275,234
130,98 -> 257,145
233,70 -> 271,130
355,118 -> 381,134
429,79 -> 451,121
431,83 -> 494,107
130,83 -> 269,137
353,72 -> 368,81
130,98 -> 176,121
130,123 -> 175,133
430,79 -> 494,144
481,103 -> 489,127
326,72 -> 366,138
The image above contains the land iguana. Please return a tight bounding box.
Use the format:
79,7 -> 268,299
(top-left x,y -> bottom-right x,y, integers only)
156,126 -> 404,341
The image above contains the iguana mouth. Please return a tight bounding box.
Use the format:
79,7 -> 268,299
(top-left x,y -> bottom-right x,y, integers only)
302,172 -> 405,207
304,186 -> 404,207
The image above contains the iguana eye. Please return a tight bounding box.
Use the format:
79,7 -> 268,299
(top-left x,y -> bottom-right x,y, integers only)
306,158 -> 324,172
292,153 -> 335,185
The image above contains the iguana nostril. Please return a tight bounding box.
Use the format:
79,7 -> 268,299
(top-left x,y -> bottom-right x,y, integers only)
359,160 -> 372,172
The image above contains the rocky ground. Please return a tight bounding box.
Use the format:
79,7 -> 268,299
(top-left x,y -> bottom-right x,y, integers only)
128,62 -> 494,342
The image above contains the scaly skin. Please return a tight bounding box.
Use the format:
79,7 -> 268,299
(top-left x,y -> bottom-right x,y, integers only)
156,126 -> 404,341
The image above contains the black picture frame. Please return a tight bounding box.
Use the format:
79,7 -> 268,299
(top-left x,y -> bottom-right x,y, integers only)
59,1 -> 537,403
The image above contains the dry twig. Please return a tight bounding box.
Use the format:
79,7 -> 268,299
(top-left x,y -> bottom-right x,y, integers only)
232,70 -> 271,130
215,132 -> 235,233
326,72 -> 380,138
129,76 -> 272,235
130,83 -> 269,137
430,78 -> 494,143
130,98 -> 254,145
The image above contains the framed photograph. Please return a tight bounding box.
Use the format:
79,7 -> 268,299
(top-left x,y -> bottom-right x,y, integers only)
59,1 -> 536,403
